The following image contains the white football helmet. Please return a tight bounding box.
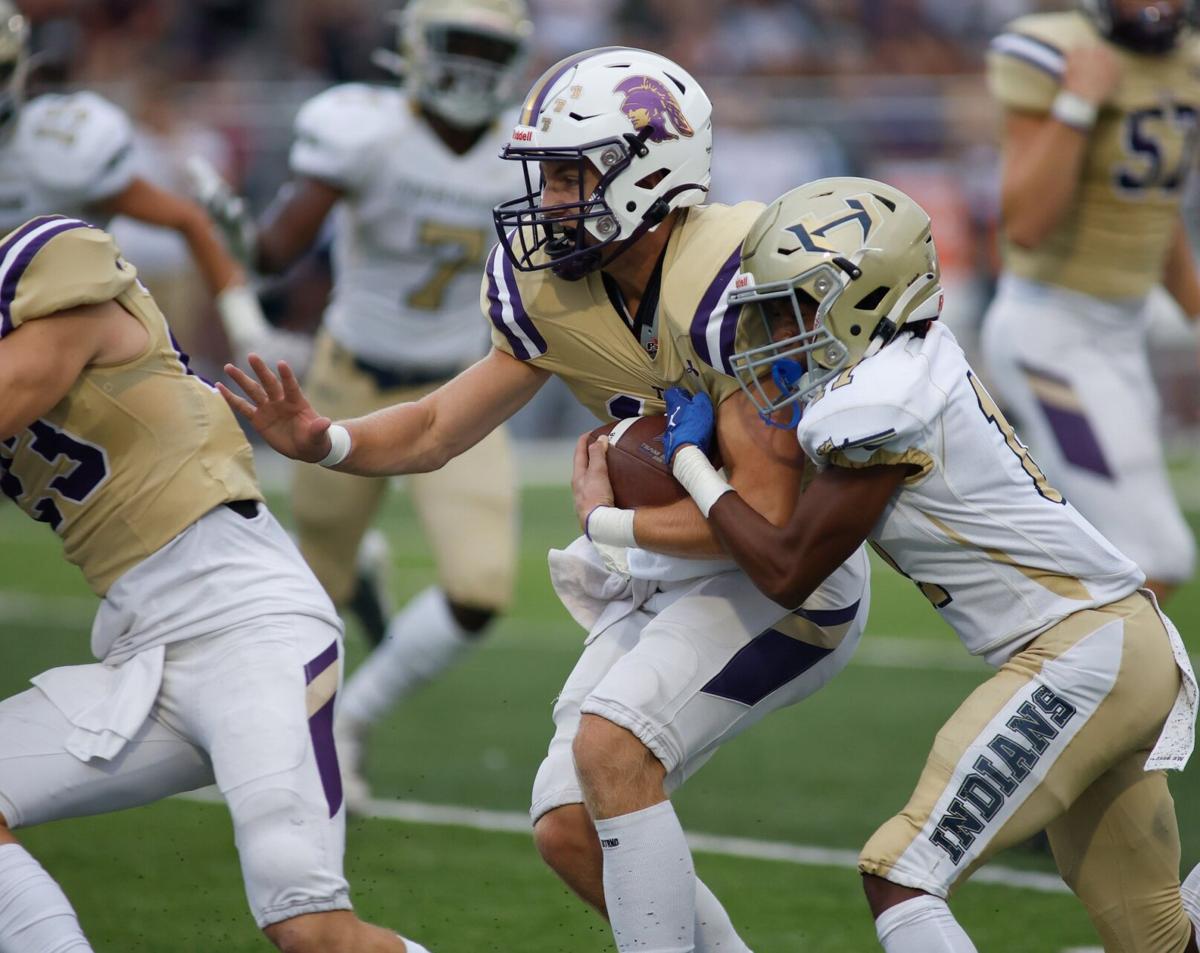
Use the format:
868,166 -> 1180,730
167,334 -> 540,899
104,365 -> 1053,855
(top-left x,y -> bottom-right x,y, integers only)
493,47 -> 713,280
379,0 -> 532,129
729,177 -> 943,423
0,2 -> 29,131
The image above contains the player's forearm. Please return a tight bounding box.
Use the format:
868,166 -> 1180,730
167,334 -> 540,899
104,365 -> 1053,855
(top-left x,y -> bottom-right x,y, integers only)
1162,219 -> 1200,321
331,401 -> 450,476
1001,120 -> 1089,249
631,497 -> 725,557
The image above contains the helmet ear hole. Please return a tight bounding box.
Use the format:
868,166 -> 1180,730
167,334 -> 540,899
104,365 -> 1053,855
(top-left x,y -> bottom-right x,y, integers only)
855,286 -> 890,311
634,168 -> 671,190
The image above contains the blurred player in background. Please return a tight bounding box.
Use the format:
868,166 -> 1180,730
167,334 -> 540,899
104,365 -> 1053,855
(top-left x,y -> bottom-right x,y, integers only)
648,178 -> 1199,953
0,219 -> 431,953
981,0 -> 1200,600
192,0 -> 531,811
0,1 -> 287,363
222,46 -> 870,953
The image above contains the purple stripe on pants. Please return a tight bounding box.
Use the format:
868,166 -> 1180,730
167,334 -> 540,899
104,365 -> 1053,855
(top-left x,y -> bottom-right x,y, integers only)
1039,402 -> 1114,479
305,640 -> 343,817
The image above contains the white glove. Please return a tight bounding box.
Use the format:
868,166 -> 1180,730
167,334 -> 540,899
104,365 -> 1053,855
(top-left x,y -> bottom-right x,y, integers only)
216,284 -> 313,376
187,155 -> 258,269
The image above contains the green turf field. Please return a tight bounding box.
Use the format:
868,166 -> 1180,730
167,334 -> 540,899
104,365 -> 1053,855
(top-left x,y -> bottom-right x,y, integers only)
3,486 -> 1198,952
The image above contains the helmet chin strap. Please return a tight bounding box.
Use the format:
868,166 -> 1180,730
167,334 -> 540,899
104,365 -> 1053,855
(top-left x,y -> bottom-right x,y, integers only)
551,182 -> 708,281
863,271 -> 941,360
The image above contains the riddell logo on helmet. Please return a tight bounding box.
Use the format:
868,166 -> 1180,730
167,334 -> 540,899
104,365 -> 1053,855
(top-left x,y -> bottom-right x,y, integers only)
511,126 -> 535,142
613,76 -> 694,143
734,274 -> 753,289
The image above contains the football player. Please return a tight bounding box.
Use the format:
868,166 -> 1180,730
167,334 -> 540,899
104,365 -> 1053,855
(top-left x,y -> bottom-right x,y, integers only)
627,177 -> 1199,952
0,219 -> 431,952
222,47 -> 870,953
980,0 -> 1200,600
191,0 -> 532,809
0,1 -> 287,362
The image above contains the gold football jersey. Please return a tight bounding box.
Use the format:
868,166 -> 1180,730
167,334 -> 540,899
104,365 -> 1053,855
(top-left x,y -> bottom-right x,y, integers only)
481,202 -> 764,419
988,12 -> 1200,299
0,217 -> 262,595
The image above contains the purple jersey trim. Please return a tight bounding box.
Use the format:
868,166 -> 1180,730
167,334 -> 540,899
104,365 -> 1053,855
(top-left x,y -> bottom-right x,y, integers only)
485,241 -> 548,361
794,598 -> 862,628
689,246 -> 744,374
0,219 -> 91,338
304,640 -> 343,817
700,627 -> 834,707
485,244 -> 529,359
989,33 -> 1066,79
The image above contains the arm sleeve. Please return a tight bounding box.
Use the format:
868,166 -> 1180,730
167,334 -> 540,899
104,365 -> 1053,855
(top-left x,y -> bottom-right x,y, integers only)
1,221 -> 134,337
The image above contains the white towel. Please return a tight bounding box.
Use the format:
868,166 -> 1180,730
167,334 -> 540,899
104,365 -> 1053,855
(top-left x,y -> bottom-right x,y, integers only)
31,645 -> 165,763
548,535 -> 658,643
1144,591 -> 1197,772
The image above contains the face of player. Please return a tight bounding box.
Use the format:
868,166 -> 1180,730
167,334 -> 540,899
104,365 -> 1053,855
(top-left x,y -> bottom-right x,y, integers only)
1113,0 -> 1184,17
539,158 -> 602,244
761,290 -> 818,344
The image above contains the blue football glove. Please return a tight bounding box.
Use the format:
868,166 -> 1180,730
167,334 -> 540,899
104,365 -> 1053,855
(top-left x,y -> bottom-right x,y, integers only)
663,386 -> 715,463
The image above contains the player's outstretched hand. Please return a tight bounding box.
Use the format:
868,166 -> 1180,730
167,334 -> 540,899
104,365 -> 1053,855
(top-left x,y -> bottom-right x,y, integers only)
663,387 -> 714,463
219,355 -> 334,463
572,431 -> 615,528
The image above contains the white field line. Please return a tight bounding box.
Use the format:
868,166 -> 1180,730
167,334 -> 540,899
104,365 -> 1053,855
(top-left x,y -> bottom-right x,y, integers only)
181,787 -> 1072,895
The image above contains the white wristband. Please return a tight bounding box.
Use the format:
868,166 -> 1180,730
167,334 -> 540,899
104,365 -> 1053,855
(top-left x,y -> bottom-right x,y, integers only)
1051,91 -> 1098,132
671,445 -> 733,517
319,424 -> 352,468
586,505 -> 637,548
216,284 -> 269,353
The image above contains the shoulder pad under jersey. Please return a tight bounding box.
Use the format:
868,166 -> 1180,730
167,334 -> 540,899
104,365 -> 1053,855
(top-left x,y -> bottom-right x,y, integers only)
19,92 -> 136,202
797,331 -> 946,478
290,83 -> 404,192
0,218 -> 135,338
987,13 -> 1098,113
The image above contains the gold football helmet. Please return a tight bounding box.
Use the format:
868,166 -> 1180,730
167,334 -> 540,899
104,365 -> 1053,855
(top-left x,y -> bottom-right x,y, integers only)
379,0 -> 532,129
730,177 -> 943,421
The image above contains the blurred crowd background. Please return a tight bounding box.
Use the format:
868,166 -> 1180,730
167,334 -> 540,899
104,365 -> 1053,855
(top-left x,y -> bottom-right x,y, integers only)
15,0 -> 1200,444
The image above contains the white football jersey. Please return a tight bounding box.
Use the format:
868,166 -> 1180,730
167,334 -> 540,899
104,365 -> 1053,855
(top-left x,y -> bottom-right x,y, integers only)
290,83 -> 523,370
0,92 -> 136,234
797,322 -> 1143,665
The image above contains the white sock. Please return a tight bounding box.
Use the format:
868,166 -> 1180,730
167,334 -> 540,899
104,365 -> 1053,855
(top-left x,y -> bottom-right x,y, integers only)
340,587 -> 473,724
399,937 -> 432,953
596,800 -> 696,953
0,843 -> 94,952
695,878 -> 752,952
1183,863 -> 1200,933
874,895 -> 977,953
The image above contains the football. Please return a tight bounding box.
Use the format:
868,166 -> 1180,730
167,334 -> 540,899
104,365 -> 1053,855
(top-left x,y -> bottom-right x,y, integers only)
586,415 -> 719,509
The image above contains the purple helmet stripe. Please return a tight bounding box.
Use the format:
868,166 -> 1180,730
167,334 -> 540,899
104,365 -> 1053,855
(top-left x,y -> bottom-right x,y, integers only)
523,46 -> 628,125
500,245 -> 547,355
485,243 -> 531,360
690,246 -> 744,373
0,219 -> 91,338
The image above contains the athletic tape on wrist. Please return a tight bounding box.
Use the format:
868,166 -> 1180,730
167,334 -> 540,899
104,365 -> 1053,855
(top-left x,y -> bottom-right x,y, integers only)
586,505 -> 637,548
671,445 -> 733,517
1051,90 -> 1098,131
319,424 -> 352,468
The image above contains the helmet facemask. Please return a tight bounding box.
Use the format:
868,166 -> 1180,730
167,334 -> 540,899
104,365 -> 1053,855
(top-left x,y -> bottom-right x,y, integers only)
494,125 -> 681,281
730,260 -> 860,427
412,23 -> 527,128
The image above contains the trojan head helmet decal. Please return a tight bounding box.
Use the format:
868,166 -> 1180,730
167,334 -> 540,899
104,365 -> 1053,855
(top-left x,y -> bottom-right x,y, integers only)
613,75 -> 694,143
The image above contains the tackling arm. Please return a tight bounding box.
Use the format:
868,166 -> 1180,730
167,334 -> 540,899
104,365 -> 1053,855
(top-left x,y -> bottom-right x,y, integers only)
0,300 -> 149,439
254,177 -> 343,275
702,463 -> 910,608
